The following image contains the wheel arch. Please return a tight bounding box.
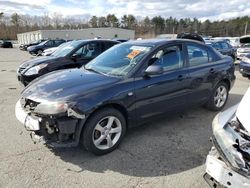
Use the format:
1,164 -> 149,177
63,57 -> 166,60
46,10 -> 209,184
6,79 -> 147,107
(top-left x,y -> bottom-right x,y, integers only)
81,103 -> 129,133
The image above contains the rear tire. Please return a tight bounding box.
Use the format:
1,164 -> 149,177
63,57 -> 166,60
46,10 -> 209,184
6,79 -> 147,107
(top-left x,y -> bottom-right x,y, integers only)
206,82 -> 229,111
81,108 -> 126,155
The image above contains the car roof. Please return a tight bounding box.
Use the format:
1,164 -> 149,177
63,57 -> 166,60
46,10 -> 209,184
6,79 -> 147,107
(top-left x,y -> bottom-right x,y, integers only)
125,38 -> 205,47
71,39 -> 120,44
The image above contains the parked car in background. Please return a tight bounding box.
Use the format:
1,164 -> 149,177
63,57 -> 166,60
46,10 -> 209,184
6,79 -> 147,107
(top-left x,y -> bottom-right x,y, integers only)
229,37 -> 240,48
41,46 -> 58,56
177,33 -> 205,43
15,39 -> 235,155
41,41 -> 72,56
239,54 -> 250,79
207,40 -> 236,60
0,40 -> 13,48
19,39 -> 46,51
27,39 -> 66,56
17,39 -> 119,86
237,35 -> 250,60
204,87 -> 250,188
112,38 -> 129,43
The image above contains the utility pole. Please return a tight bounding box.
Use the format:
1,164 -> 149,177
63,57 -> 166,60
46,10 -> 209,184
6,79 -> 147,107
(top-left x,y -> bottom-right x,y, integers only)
245,21 -> 248,35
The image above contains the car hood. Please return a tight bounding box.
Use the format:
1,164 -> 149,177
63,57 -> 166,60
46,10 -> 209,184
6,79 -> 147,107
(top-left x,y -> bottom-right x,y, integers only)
20,56 -> 60,69
236,87 -> 250,132
22,68 -> 120,102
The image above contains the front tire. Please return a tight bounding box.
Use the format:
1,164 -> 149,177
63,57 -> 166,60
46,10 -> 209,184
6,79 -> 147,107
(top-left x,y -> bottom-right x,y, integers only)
81,108 -> 126,155
206,82 -> 229,111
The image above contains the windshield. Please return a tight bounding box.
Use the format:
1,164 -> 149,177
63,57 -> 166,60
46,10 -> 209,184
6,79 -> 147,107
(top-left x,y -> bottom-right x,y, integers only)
51,40 -> 82,57
85,43 -> 152,76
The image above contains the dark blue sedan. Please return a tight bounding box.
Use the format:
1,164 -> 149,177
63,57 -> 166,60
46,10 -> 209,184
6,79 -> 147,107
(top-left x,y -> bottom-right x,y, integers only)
16,39 -> 235,155
239,54 -> 250,79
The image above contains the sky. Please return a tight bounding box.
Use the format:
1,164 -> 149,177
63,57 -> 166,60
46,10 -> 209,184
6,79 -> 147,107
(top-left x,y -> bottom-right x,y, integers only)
0,0 -> 250,21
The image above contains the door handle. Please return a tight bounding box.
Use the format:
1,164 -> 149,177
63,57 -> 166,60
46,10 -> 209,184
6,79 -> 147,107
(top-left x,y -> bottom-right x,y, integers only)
177,75 -> 184,81
210,68 -> 215,73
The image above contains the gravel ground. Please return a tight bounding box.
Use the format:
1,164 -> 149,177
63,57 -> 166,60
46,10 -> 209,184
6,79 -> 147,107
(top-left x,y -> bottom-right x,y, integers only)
0,47 -> 249,188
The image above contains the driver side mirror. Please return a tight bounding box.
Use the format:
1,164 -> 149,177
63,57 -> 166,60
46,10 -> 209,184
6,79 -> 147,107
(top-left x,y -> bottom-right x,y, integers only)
71,53 -> 81,61
144,65 -> 163,76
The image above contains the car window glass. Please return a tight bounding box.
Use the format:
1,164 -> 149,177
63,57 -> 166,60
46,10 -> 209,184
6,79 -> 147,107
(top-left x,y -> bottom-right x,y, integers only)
187,44 -> 209,66
207,50 -> 217,62
220,42 -> 229,49
54,40 -> 63,46
85,44 -> 152,76
105,42 -> 116,49
212,42 -> 221,49
45,41 -> 53,47
150,45 -> 183,71
75,43 -> 102,58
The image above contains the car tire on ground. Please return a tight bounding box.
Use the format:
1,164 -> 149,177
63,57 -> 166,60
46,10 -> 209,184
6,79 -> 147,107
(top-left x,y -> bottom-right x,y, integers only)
81,108 -> 126,155
206,82 -> 229,111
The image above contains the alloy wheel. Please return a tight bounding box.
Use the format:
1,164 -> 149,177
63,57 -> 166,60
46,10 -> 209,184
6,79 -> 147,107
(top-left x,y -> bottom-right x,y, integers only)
92,116 -> 122,150
214,85 -> 227,108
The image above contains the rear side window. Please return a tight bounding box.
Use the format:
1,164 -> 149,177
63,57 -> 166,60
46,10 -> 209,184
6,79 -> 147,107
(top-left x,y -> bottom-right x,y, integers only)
187,44 -> 209,66
45,40 -> 54,46
54,40 -> 64,46
151,45 -> 184,71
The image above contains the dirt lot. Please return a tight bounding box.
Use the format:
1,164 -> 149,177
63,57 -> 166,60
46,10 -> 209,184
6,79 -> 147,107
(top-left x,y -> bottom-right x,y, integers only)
0,47 -> 249,188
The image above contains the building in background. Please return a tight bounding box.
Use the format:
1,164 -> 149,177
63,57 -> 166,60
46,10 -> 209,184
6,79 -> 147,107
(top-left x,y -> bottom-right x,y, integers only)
156,34 -> 177,39
17,28 -> 135,44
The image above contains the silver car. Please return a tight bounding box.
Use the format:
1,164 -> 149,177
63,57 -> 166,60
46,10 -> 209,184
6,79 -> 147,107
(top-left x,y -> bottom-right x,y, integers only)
204,87 -> 250,188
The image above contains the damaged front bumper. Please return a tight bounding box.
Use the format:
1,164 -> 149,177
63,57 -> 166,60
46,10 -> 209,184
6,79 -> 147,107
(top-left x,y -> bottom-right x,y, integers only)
15,99 -> 86,147
205,146 -> 250,188
204,105 -> 250,187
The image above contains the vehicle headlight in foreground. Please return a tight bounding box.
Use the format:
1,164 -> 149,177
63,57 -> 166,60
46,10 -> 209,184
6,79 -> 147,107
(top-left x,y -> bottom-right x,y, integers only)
34,101 -> 68,115
24,64 -> 47,76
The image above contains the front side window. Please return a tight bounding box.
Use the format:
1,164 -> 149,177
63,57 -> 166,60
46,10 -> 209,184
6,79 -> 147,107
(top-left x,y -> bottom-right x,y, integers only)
187,44 -> 209,66
45,40 -> 54,47
150,45 -> 184,71
85,43 -> 152,76
75,43 -> 102,58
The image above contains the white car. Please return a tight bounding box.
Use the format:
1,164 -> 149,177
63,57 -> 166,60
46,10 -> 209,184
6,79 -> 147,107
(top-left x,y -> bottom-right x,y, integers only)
237,35 -> 250,60
204,87 -> 250,188
42,41 -> 72,56
42,47 -> 58,56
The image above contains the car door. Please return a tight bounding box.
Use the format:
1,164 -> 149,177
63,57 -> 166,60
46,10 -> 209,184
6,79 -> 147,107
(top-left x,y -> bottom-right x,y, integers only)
185,42 -> 221,105
134,43 -> 190,123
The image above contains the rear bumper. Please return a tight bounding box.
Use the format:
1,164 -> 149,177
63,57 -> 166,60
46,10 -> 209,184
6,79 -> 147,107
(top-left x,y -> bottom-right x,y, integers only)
204,147 -> 250,188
